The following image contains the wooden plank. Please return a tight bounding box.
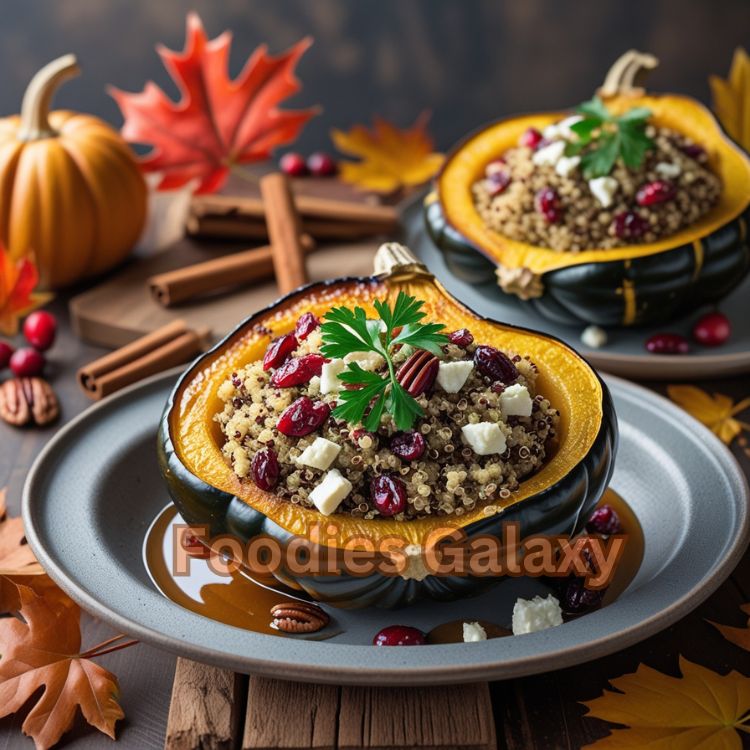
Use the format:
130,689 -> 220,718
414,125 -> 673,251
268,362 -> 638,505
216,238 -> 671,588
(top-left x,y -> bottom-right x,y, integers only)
165,658 -> 246,750
242,676 -> 339,750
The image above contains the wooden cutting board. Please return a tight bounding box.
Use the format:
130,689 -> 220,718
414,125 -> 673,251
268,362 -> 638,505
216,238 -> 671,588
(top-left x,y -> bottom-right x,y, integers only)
69,237 -> 380,349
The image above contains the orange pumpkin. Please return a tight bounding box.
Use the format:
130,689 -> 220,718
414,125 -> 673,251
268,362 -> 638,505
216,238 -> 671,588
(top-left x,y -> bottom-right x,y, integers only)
0,55 -> 147,289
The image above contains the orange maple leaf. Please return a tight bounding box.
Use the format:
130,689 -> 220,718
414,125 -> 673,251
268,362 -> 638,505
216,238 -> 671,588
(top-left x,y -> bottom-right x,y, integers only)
0,247 -> 51,336
0,487 -> 43,577
710,48 -> 750,151
581,656 -> 750,748
667,385 -> 750,445
110,12 -> 318,194
331,112 -> 445,193
710,603 -> 750,653
0,584 -> 127,750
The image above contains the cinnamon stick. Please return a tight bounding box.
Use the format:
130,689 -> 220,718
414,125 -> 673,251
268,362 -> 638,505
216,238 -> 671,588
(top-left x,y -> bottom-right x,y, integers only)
260,173 -> 308,294
77,320 -> 209,400
148,234 -> 316,307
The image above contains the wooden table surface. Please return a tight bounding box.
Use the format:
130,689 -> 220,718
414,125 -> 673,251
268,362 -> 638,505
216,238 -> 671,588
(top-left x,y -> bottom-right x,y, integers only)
1,292 -> 749,750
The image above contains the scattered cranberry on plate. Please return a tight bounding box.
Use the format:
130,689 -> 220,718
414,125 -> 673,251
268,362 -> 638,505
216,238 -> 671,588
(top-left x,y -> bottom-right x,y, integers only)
644,333 -> 690,355
692,311 -> 730,347
23,310 -> 57,351
10,347 -> 45,377
0,341 -> 14,369
279,152 -> 309,177
307,152 -> 338,177
373,625 -> 426,646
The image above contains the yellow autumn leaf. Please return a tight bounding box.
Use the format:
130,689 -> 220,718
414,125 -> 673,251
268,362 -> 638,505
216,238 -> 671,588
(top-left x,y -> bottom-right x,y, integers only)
331,113 -> 444,193
710,47 -> 750,151
710,603 -> 750,654
582,656 -> 750,749
667,385 -> 750,444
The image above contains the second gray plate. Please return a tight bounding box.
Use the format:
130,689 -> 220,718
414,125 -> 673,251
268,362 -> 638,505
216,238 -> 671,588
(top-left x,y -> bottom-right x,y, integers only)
23,370 -> 749,685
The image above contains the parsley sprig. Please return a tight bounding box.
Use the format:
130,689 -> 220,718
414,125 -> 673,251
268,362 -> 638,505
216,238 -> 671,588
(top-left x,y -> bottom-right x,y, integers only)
565,97 -> 654,179
320,292 -> 448,431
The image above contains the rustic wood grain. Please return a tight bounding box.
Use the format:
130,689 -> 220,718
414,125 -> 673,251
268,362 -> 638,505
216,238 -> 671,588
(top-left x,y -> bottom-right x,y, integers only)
165,659 -> 246,750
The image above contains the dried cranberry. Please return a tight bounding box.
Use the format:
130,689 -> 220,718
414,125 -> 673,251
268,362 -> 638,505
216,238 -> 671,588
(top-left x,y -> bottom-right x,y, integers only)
486,170 -> 511,196
390,431 -> 426,462
474,345 -> 518,383
294,312 -> 320,340
586,504 -> 623,535
692,312 -> 731,347
645,333 -> 690,355
561,577 -> 606,615
251,448 -> 280,491
535,187 -> 562,223
276,397 -> 330,437
370,474 -> 408,516
9,348 -> 45,377
373,625 -> 426,646
0,341 -> 13,369
635,180 -> 675,207
23,310 -> 57,351
485,158 -> 506,176
518,127 -> 543,149
279,152 -> 308,177
680,143 -> 705,161
448,329 -> 474,347
270,354 -> 326,387
307,152 -> 338,177
263,333 -> 298,370
612,211 -> 648,241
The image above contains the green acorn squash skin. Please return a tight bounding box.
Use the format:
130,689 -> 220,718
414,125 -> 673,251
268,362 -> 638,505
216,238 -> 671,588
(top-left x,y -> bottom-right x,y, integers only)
425,199 -> 750,327
158,271 -> 618,609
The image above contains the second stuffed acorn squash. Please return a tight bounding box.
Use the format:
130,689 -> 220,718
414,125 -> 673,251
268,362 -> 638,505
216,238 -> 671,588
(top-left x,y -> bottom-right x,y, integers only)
159,244 -> 617,608
425,51 -> 750,327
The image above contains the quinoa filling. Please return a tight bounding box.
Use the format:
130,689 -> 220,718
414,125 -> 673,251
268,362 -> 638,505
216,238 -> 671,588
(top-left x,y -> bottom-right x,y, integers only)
215,300 -> 559,521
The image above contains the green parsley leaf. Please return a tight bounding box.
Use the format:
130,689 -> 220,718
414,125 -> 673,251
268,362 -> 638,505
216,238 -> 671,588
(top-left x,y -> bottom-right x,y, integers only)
618,120 -> 654,168
320,292 -> 448,430
581,131 -> 620,179
576,96 -> 611,122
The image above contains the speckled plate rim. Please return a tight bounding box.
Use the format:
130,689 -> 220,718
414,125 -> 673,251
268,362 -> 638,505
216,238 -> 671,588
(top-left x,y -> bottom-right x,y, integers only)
22,368 -> 750,686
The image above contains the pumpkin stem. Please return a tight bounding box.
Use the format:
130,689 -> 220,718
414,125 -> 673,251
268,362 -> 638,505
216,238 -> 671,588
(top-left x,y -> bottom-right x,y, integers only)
19,54 -> 81,141
599,50 -> 659,98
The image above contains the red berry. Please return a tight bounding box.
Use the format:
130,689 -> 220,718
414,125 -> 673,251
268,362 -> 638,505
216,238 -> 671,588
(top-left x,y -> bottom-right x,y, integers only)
519,127 -> 543,149
373,625 -> 426,646
448,329 -> 474,347
307,152 -> 338,177
10,347 -> 45,377
474,345 -> 518,383
371,474 -> 408,517
251,448 -> 280,491
486,170 -> 511,197
612,211 -> 648,241
270,354 -> 326,387
0,341 -> 14,369
182,533 -> 212,559
484,159 -> 506,176
23,310 -> 57,351
635,180 -> 675,207
276,397 -> 330,437
680,143 -> 705,161
279,152 -> 308,177
263,333 -> 298,371
586,504 -> 622,535
645,333 -> 690,355
390,431 -> 426,462
294,312 -> 320,340
692,312 -> 730,347
535,187 -> 562,223
561,577 -> 606,614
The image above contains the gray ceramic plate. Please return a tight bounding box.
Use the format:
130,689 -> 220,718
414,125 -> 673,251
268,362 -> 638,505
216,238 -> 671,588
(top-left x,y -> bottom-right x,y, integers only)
23,370 -> 748,685
402,197 -> 750,380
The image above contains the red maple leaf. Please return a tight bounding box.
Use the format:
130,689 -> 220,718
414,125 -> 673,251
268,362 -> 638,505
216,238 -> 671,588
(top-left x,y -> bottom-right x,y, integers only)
109,13 -> 317,194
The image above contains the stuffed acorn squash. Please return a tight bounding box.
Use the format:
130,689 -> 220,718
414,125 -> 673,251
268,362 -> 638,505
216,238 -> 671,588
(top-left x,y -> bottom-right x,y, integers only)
158,243 -> 617,608
425,50 -> 750,327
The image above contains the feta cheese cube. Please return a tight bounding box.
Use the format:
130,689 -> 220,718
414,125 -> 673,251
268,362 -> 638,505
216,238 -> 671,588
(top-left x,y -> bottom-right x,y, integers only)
542,123 -> 560,140
309,468 -> 352,516
500,383 -> 533,417
512,594 -> 563,635
655,161 -> 681,179
542,116 -> 582,142
555,155 -> 581,178
297,437 -> 341,471
532,140 -> 566,167
343,350 -> 385,371
461,422 -> 507,456
320,359 -> 346,394
588,176 -> 618,208
581,325 -> 608,349
463,621 -> 488,642
437,360 -> 474,393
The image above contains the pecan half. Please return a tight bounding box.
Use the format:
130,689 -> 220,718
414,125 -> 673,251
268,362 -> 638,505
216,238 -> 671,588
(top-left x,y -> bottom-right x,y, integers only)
270,601 -> 330,634
395,350 -> 439,396
0,377 -> 59,427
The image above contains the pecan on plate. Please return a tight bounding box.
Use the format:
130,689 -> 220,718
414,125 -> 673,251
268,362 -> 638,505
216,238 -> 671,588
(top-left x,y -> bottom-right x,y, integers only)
0,377 -> 59,427
270,601 -> 330,634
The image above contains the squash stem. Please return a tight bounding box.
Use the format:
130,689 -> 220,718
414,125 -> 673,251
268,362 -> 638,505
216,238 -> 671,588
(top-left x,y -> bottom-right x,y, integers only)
18,54 -> 80,141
